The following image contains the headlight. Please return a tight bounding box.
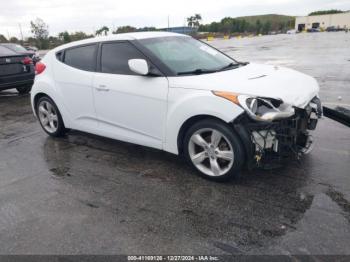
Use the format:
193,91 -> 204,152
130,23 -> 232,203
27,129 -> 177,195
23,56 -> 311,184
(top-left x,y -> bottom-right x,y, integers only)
246,97 -> 258,114
212,91 -> 295,121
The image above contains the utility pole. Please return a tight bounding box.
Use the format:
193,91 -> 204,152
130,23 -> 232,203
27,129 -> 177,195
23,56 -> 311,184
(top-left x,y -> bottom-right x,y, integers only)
19,23 -> 24,43
168,15 -> 170,30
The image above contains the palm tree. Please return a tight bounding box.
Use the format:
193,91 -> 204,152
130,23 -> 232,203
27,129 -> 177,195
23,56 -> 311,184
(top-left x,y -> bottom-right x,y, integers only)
95,26 -> 109,36
187,16 -> 194,27
187,14 -> 202,28
194,14 -> 202,27
101,26 -> 109,36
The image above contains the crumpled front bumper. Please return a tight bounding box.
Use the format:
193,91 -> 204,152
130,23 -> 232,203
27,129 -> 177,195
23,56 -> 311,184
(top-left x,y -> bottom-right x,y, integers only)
233,97 -> 322,168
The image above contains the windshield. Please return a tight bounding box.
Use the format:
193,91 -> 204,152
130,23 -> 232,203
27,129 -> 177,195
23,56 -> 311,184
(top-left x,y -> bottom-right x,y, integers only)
139,36 -> 238,75
2,44 -> 28,53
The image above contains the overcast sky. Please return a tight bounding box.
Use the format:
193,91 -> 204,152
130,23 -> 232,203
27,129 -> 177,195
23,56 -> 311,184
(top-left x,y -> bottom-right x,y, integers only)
1,0 -> 350,38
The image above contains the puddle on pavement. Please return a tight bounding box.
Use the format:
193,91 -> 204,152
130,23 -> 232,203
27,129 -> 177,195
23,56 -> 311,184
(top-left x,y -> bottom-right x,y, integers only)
258,191 -> 350,255
50,167 -> 71,178
43,135 -> 179,182
258,46 -> 271,50
326,187 -> 350,223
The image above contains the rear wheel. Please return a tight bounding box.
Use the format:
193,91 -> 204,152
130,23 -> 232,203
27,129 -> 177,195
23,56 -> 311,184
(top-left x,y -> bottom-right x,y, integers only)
183,119 -> 245,181
36,96 -> 67,137
16,85 -> 32,94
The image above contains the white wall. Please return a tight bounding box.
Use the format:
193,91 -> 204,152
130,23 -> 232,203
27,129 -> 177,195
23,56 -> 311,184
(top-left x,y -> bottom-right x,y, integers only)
295,12 -> 350,31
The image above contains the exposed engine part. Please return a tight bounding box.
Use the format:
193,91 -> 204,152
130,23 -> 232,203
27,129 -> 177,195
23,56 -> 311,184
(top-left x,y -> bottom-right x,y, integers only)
310,96 -> 323,118
251,130 -> 278,165
233,96 -> 323,169
307,112 -> 318,130
300,135 -> 314,154
252,130 -> 278,152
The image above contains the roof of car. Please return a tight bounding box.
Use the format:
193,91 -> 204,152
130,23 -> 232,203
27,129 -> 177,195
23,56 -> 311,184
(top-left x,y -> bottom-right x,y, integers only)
53,31 -> 188,52
105,31 -> 186,40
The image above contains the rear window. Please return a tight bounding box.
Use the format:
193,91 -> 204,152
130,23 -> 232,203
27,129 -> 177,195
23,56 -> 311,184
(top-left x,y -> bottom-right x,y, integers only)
0,46 -> 16,57
2,44 -> 28,53
63,44 -> 97,71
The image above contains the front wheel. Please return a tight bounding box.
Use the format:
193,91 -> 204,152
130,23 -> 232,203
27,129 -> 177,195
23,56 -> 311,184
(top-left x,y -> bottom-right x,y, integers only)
183,119 -> 245,182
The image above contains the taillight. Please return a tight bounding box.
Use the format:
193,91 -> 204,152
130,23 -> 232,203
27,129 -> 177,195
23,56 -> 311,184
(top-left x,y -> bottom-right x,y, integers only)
22,56 -> 33,65
35,62 -> 46,75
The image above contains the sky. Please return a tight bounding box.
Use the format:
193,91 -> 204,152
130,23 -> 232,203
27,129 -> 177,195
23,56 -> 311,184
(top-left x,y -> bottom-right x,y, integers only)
1,0 -> 350,39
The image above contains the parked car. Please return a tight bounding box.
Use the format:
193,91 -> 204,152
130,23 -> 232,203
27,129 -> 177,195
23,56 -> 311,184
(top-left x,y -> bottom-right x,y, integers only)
0,43 -> 40,64
0,45 -> 35,94
307,28 -> 320,33
326,26 -> 344,32
31,32 -> 322,181
24,45 -> 38,52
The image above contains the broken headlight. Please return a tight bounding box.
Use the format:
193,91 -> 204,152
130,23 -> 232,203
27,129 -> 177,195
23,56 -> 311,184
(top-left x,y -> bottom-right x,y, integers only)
213,91 -> 295,121
239,95 -> 295,121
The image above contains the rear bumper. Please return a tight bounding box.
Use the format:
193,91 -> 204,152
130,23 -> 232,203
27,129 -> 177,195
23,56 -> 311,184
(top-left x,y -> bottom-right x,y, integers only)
0,64 -> 35,91
0,79 -> 34,91
0,73 -> 34,91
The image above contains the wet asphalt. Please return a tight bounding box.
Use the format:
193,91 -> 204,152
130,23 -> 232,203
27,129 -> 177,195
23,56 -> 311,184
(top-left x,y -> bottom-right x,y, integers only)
0,32 -> 349,255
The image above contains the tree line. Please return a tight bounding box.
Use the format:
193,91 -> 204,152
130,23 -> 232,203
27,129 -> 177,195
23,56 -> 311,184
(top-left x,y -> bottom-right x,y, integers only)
1,10 -> 344,49
308,9 -> 344,16
0,18 -> 159,49
198,16 -> 295,34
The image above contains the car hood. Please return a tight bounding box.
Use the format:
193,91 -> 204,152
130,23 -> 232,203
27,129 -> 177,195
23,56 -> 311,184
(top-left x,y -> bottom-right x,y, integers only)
168,63 -> 320,108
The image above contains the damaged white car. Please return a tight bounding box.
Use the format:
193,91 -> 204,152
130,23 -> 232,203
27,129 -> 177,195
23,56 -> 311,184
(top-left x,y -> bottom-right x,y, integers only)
31,32 -> 323,181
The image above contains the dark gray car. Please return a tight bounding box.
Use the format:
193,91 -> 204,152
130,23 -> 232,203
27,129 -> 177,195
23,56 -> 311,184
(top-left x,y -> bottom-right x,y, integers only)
0,45 -> 35,94
0,43 -> 40,64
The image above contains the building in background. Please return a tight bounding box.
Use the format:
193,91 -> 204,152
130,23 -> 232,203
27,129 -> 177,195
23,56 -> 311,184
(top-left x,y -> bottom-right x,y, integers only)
295,12 -> 350,31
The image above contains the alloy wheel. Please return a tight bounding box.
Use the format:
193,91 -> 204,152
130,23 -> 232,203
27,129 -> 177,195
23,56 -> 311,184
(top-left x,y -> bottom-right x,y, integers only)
188,128 -> 234,176
38,100 -> 59,133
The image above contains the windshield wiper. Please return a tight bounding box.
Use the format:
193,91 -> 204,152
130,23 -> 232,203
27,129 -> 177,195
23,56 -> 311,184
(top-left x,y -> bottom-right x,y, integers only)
217,62 -> 240,72
177,68 -> 217,76
177,62 -> 243,75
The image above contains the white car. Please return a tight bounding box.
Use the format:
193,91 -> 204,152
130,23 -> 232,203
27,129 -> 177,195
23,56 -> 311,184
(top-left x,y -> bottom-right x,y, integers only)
31,32 -> 322,181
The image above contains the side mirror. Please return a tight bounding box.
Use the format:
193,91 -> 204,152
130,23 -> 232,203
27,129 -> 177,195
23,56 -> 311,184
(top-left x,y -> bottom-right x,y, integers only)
128,59 -> 149,75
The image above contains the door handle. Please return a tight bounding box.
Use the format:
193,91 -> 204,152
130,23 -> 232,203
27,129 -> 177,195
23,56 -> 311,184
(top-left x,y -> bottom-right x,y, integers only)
95,85 -> 109,91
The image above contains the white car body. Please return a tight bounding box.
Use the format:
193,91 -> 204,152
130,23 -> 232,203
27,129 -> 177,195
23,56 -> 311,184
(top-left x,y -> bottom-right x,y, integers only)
31,32 -> 322,179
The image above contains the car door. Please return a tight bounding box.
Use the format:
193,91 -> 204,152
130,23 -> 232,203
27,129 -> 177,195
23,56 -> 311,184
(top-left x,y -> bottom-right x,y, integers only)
53,44 -> 98,131
93,41 -> 169,149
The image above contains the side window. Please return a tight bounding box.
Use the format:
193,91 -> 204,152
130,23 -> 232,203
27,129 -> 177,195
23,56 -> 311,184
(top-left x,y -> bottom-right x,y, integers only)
63,44 -> 97,71
101,42 -> 146,75
56,51 -> 63,61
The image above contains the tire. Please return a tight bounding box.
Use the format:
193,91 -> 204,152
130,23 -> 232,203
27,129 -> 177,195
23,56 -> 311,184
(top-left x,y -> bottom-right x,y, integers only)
36,96 -> 67,137
183,119 -> 245,182
16,85 -> 32,94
